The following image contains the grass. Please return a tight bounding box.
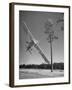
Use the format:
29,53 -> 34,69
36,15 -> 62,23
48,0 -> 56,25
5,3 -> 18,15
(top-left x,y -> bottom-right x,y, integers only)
19,69 -> 64,79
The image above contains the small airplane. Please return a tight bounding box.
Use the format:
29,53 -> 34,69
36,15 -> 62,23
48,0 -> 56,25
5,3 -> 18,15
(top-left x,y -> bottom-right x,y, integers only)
23,22 -> 50,64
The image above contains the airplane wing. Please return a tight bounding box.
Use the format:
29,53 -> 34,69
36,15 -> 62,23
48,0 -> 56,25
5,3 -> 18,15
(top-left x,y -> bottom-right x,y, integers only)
22,22 -> 36,41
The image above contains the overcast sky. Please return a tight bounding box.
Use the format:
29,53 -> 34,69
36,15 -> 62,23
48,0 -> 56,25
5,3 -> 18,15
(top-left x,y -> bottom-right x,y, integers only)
19,11 -> 64,65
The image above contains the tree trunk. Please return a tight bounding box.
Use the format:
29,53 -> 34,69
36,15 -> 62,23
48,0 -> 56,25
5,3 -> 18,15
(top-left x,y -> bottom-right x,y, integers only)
50,36 -> 53,72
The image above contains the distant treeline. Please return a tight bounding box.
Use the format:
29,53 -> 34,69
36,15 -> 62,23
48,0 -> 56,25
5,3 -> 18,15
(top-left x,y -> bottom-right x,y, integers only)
19,63 -> 64,70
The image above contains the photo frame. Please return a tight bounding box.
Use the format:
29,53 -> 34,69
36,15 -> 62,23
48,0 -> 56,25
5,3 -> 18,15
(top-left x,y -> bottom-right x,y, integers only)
9,2 -> 70,87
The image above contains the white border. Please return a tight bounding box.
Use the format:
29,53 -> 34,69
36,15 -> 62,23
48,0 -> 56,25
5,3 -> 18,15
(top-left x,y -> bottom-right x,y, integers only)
14,4 -> 69,86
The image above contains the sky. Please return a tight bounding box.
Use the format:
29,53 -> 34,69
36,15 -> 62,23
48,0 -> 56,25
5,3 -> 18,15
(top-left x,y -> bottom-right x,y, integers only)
19,10 -> 64,65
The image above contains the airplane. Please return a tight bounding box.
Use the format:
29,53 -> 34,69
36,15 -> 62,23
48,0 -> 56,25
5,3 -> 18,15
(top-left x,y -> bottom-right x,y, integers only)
23,22 -> 50,64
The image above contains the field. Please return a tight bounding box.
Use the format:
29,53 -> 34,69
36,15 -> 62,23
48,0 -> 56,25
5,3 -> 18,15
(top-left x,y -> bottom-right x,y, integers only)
19,69 -> 64,79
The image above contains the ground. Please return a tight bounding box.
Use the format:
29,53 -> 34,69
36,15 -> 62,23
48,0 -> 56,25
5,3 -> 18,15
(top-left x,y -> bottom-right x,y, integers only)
19,69 -> 64,79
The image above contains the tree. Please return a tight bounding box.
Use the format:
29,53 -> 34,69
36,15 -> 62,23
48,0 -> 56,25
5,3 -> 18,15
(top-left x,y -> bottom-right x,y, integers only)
44,19 -> 58,72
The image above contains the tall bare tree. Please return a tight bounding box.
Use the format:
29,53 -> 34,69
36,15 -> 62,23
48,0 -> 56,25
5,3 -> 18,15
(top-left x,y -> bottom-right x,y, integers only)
44,19 -> 58,72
